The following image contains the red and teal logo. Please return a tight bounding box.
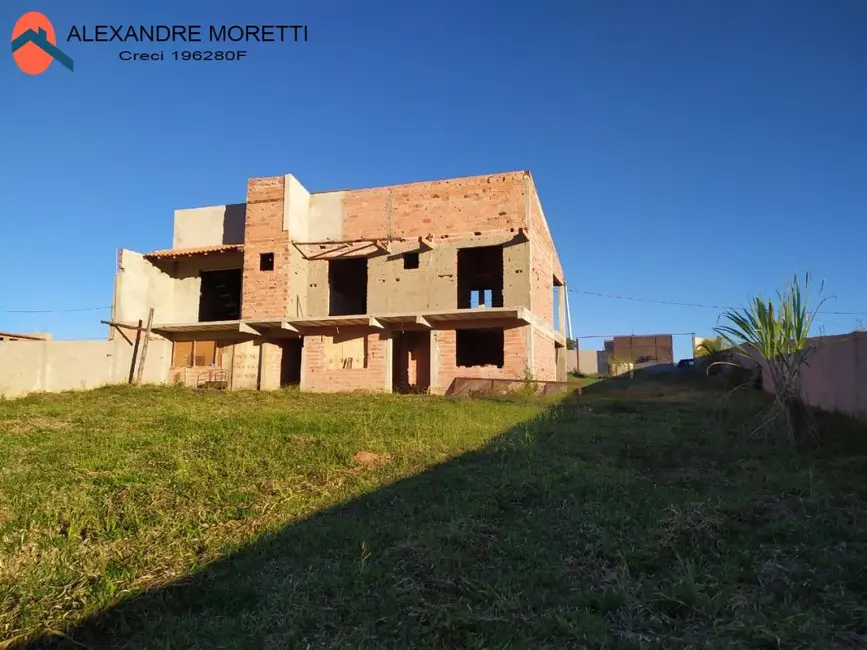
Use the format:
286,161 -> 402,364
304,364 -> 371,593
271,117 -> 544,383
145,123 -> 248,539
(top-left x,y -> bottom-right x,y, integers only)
11,11 -> 74,74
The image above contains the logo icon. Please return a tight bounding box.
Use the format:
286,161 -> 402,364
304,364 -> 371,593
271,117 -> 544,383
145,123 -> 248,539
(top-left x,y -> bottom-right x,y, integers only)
11,11 -> 73,74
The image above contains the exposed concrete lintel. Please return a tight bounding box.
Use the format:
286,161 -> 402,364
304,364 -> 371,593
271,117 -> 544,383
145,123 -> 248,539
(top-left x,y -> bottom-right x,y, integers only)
519,310 -> 566,346
239,323 -> 259,335
422,227 -> 527,250
414,315 -> 432,329
369,317 -> 385,330
294,240 -> 388,261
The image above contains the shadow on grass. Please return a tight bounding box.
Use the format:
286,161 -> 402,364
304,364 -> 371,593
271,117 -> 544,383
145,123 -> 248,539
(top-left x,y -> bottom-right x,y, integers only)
23,395 -> 617,649
581,368 -> 708,395
18,389 -> 867,649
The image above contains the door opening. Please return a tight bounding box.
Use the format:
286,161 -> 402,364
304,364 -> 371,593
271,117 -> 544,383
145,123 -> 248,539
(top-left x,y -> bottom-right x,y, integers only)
392,331 -> 430,394
281,339 -> 303,386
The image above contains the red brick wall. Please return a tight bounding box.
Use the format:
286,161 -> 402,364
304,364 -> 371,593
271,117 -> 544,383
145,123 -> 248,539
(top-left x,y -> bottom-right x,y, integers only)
432,325 -> 529,394
532,328 -> 557,382
341,172 -> 528,241
242,177 -> 290,320
304,329 -> 389,392
526,175 -> 564,330
529,241 -> 554,329
527,177 -> 563,280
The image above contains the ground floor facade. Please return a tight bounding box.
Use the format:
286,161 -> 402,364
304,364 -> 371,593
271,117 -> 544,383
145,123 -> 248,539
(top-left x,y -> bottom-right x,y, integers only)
163,315 -> 567,395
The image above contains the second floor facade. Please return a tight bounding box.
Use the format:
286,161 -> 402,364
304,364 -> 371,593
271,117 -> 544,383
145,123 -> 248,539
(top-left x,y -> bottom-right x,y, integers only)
112,170 -> 567,337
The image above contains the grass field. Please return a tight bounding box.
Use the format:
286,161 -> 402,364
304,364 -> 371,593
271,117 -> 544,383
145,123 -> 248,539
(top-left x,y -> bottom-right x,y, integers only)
1,377 -> 866,648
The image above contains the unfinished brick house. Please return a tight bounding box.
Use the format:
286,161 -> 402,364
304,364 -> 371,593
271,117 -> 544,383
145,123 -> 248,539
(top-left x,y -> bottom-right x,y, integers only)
110,170 -> 568,394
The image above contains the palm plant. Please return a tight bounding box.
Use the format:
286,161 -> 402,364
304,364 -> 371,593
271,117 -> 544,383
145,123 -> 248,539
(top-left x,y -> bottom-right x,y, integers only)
606,353 -> 633,378
714,273 -> 827,443
695,336 -> 726,357
695,336 -> 729,375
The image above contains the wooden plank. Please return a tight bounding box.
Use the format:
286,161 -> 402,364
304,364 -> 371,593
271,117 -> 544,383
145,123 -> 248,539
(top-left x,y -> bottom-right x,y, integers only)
112,324 -> 133,346
101,319 -> 147,332
128,319 -> 142,384
135,308 -> 154,385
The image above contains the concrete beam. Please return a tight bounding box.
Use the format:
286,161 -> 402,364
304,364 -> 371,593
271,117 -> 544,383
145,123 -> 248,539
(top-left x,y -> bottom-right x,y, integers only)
239,323 -> 260,335
369,317 -> 385,330
414,315 -> 432,329
279,321 -> 300,333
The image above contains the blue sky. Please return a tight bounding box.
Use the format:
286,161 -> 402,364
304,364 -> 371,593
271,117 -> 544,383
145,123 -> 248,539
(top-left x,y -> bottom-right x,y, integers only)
2,0 -> 865,359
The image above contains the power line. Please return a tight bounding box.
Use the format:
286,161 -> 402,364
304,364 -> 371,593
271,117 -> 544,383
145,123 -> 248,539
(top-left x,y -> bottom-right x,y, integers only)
573,289 -> 728,310
570,289 -> 867,316
0,306 -> 111,314
1,288 -> 864,318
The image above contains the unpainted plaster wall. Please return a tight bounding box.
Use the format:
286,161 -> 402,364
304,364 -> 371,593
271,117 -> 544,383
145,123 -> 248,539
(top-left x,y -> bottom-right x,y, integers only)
114,250 -> 243,325
173,204 -> 246,248
114,250 -> 177,324
0,338 -> 171,399
302,236 -> 531,318
306,191 -> 346,241
168,253 -> 244,322
284,175 -> 312,240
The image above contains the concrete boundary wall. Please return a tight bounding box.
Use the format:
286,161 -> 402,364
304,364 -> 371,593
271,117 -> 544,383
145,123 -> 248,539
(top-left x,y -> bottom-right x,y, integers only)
0,338 -> 171,399
732,331 -> 867,420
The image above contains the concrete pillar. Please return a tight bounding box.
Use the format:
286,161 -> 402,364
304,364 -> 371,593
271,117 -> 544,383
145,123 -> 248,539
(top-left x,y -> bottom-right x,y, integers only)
384,333 -> 394,392
299,337 -> 309,391
556,346 -> 567,382
259,341 -> 282,390
429,330 -> 439,393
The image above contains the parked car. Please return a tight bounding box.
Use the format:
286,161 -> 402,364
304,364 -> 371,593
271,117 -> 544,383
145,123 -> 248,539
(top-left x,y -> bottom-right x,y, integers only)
677,358 -> 696,368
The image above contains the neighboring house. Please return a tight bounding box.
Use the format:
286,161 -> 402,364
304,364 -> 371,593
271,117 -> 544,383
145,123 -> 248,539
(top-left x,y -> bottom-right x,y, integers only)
110,170 -> 568,394
576,349 -> 603,375
604,335 -> 674,365
0,332 -> 50,341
